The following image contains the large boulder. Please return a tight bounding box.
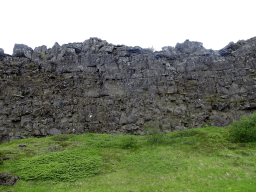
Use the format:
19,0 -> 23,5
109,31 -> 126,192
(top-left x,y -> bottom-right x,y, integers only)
13,44 -> 33,59
0,173 -> 20,186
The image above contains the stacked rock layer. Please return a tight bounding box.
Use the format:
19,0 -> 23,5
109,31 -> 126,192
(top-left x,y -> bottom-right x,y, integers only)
0,37 -> 256,143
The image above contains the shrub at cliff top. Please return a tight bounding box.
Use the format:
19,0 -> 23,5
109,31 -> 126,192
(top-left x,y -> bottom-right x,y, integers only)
229,113 -> 256,143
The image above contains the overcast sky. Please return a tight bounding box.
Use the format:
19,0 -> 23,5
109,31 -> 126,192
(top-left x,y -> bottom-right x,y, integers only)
1,0 -> 255,54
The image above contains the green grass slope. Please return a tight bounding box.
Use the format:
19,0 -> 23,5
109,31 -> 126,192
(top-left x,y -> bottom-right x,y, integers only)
0,115 -> 256,192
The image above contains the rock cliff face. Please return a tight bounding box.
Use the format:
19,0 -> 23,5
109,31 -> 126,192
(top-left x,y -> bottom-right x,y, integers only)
0,37 -> 256,143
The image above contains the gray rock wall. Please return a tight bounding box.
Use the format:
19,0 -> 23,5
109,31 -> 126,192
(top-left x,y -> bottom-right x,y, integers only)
0,37 -> 256,143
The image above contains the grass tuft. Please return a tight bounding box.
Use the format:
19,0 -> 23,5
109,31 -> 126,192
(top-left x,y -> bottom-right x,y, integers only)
120,135 -> 139,149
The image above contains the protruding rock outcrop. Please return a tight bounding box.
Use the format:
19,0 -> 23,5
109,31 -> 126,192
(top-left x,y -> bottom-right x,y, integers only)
0,36 -> 256,143
13,44 -> 33,59
0,173 -> 20,186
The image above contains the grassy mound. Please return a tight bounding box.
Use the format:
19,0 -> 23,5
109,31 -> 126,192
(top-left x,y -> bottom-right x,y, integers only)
7,147 -> 101,182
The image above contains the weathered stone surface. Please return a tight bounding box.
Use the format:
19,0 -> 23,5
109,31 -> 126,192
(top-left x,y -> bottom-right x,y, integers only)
32,45 -> 48,61
119,112 -> 128,125
0,36 -> 256,143
0,48 -> 4,56
173,126 -> 187,131
173,105 -> 187,116
47,128 -> 62,135
0,173 -> 20,186
12,44 -> 33,58
210,115 -> 229,127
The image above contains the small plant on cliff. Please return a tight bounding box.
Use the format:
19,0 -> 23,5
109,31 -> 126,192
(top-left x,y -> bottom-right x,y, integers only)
27,63 -> 35,70
228,113 -> 256,143
189,81 -> 197,86
148,46 -> 155,53
21,132 -> 30,136
239,99 -> 247,103
39,52 -> 47,60
13,94 -> 24,98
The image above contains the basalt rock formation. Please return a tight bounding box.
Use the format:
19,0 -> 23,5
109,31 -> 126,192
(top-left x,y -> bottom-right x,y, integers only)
0,37 -> 256,143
